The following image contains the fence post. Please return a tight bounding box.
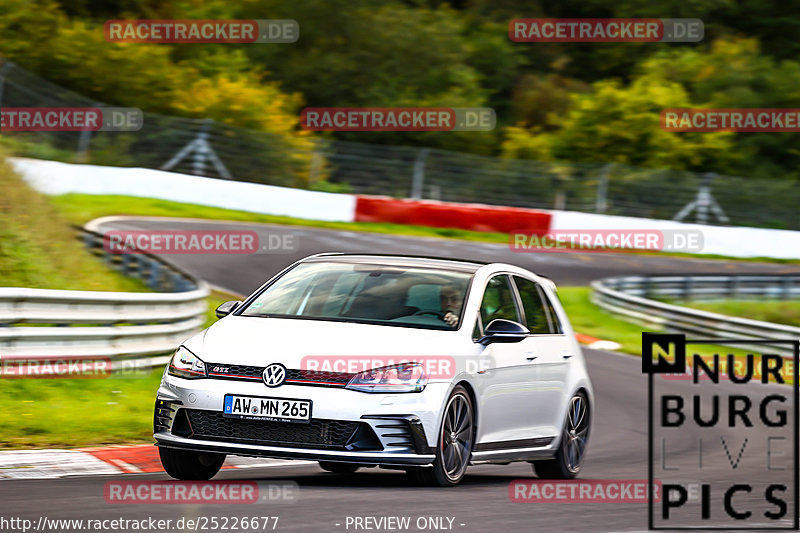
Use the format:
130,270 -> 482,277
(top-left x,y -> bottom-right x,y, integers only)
552,172 -> 566,210
0,62 -> 15,108
75,104 -> 100,163
76,129 -> 92,162
309,140 -> 324,185
554,190 -> 566,210
673,172 -> 730,224
192,120 -> 211,175
411,148 -> 430,200
162,119 -> 232,179
596,163 -> 612,214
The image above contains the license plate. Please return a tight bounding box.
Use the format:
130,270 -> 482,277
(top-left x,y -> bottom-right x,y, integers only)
223,395 -> 312,423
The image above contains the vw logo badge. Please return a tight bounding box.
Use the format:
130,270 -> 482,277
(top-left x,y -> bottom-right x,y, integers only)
262,363 -> 287,387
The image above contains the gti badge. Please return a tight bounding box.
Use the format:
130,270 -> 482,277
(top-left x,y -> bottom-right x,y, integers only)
262,363 -> 287,387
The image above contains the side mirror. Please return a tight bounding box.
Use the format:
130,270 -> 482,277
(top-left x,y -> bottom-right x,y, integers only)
477,319 -> 530,345
215,300 -> 242,319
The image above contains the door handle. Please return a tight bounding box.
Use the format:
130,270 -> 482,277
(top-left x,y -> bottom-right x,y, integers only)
562,353 -> 574,359
524,352 -> 538,361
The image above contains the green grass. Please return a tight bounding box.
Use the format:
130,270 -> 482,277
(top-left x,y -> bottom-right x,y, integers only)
683,299 -> 800,328
0,370 -> 164,448
558,287 -> 757,360
559,287 -> 649,355
51,193 -> 513,244
0,154 -> 147,291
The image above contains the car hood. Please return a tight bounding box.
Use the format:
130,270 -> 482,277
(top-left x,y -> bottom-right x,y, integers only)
183,316 -> 470,367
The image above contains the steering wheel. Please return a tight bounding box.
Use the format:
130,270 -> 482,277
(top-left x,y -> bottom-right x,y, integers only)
412,310 -> 445,319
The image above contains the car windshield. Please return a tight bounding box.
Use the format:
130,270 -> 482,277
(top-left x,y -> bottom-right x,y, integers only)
239,261 -> 472,330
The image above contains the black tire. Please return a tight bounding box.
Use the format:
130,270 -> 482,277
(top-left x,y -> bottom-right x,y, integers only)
407,385 -> 474,487
159,447 -> 226,480
534,392 -> 590,479
318,461 -> 360,474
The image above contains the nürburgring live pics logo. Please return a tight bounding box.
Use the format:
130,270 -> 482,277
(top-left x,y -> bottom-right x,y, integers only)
643,332 -> 799,530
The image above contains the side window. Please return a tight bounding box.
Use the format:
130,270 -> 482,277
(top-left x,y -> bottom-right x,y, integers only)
545,293 -> 564,334
480,275 -> 521,325
472,317 -> 482,341
513,277 -> 551,334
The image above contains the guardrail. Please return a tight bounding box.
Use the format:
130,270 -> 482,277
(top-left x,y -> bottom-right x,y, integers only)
591,275 -> 800,356
0,227 -> 209,365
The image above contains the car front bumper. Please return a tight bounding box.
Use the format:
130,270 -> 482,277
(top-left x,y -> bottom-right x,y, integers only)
153,373 -> 450,466
154,432 -> 435,466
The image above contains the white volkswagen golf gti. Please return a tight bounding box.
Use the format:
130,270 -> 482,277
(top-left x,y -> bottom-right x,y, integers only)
154,253 -> 593,486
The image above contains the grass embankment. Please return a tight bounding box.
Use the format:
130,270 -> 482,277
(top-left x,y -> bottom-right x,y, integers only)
0,158 -> 146,291
0,152 -> 232,448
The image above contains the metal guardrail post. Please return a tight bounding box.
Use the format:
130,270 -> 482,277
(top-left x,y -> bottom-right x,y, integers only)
683,277 -> 693,301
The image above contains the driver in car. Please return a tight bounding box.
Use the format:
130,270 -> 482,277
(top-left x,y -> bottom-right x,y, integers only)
440,284 -> 462,327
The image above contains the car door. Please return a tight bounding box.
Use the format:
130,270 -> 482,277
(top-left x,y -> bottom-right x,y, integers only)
512,276 -> 571,438
473,274 -> 540,446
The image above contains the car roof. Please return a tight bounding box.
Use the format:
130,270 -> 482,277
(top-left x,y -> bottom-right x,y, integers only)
301,252 -> 486,273
298,253 -> 557,289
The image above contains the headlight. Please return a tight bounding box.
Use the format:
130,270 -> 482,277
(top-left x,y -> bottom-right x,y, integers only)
167,346 -> 206,379
345,363 -> 427,393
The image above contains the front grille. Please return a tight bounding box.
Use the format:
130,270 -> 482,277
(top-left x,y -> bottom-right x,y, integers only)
285,369 -> 352,386
180,409 -> 381,451
205,364 -> 353,387
206,364 -> 262,381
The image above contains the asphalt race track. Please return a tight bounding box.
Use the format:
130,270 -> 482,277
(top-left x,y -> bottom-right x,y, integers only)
93,217 -> 800,293
3,218 -> 799,532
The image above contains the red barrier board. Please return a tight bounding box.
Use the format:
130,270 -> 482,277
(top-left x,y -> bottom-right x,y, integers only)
354,196 -> 551,234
